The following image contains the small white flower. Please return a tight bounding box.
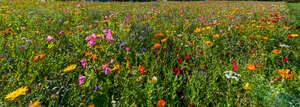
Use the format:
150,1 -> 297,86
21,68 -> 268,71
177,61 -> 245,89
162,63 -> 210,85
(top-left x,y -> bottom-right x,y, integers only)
224,70 -> 241,81
279,44 -> 290,48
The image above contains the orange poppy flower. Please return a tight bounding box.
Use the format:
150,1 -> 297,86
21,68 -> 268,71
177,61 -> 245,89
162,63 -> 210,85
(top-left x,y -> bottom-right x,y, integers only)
154,43 -> 161,49
157,100 -> 166,107
272,49 -> 281,54
155,33 -> 164,37
263,37 -> 268,40
246,64 -> 257,71
278,69 -> 294,79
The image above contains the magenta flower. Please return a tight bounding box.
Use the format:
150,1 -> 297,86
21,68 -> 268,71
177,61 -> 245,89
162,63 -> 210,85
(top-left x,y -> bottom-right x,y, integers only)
86,33 -> 98,46
59,30 -> 64,35
85,36 -> 91,41
88,40 -> 96,46
102,29 -> 115,42
80,59 -> 87,67
102,64 -> 112,75
91,33 -> 98,40
46,36 -> 55,42
125,47 -> 130,51
79,75 -> 86,85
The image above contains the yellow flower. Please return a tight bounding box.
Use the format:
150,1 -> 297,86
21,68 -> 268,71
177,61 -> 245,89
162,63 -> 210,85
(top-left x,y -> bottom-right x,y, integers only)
63,64 -> 77,72
243,83 -> 251,90
278,69 -> 294,79
5,87 -> 28,100
112,64 -> 120,71
291,34 -> 298,37
205,41 -> 213,47
246,64 -> 257,71
29,99 -> 42,107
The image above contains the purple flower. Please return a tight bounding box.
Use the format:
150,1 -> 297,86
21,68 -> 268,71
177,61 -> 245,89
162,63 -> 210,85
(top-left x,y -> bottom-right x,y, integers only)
46,36 -> 55,42
79,75 -> 86,85
141,48 -> 146,52
80,59 -> 87,67
139,36 -> 144,40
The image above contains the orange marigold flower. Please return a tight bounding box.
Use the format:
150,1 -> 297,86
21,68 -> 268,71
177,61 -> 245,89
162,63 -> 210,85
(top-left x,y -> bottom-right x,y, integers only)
157,100 -> 166,107
272,49 -> 281,54
155,33 -> 164,37
154,43 -> 161,49
246,64 -> 257,71
278,69 -> 294,79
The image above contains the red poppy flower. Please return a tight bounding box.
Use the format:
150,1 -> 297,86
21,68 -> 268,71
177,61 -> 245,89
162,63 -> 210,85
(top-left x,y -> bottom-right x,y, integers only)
185,55 -> 190,60
200,51 -> 204,56
0,57 -> 2,60
233,65 -> 238,71
128,64 -> 131,69
189,104 -> 195,107
283,57 -> 288,62
178,57 -> 183,63
173,68 -> 180,75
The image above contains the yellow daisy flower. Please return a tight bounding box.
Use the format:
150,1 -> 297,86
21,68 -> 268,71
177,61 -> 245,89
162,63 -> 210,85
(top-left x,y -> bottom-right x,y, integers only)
63,64 -> 77,72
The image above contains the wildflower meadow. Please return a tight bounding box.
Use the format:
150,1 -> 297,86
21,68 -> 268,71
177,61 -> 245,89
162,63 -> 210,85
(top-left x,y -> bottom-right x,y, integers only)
0,0 -> 299,106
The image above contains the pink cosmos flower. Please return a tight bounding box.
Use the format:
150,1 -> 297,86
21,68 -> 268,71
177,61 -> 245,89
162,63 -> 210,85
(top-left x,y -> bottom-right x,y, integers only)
46,36 -> 55,42
80,59 -> 87,67
79,75 -> 86,85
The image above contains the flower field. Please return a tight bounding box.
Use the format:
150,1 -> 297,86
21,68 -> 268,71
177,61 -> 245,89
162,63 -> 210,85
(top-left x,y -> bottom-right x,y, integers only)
0,0 -> 299,106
